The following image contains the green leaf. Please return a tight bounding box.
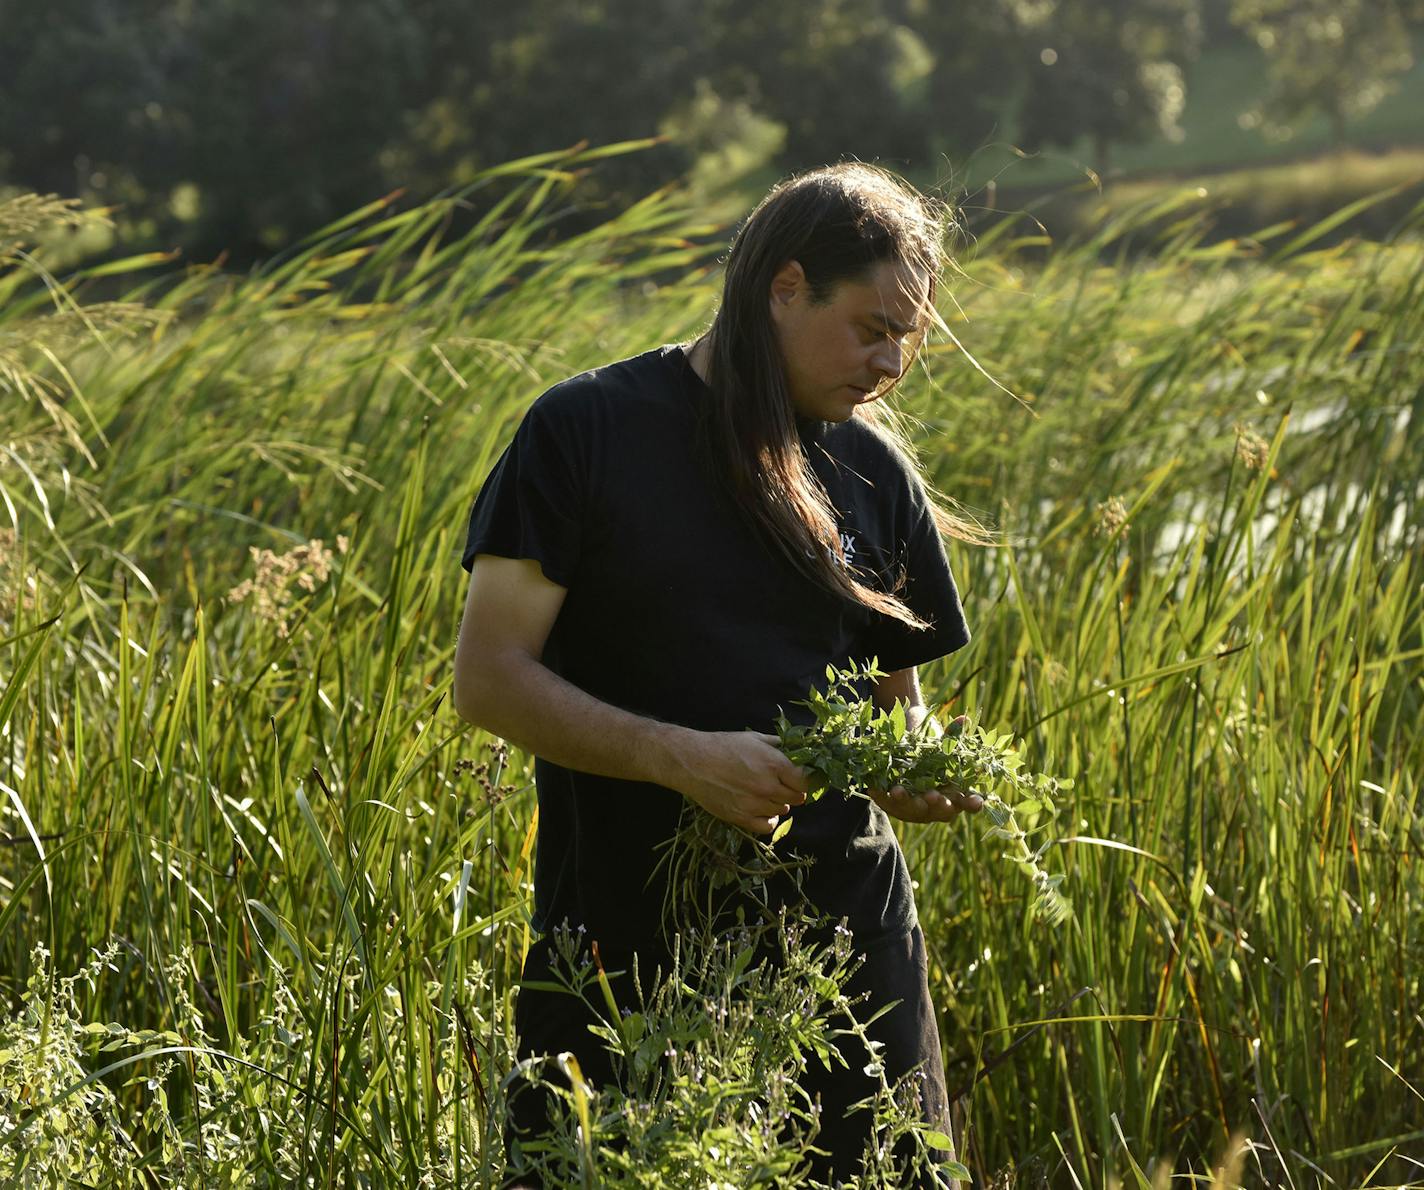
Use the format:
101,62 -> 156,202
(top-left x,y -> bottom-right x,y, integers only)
771,818 -> 793,844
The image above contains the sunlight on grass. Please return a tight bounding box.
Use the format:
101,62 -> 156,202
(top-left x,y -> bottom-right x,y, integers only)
1,153 -> 1421,1186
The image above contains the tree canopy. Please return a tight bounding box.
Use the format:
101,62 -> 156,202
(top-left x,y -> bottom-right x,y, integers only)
0,0 -> 1416,261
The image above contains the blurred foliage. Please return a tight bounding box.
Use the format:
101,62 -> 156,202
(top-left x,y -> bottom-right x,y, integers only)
1,163 -> 1421,1187
1013,0 -> 1203,173
0,0 -> 1419,262
1230,0 -> 1416,144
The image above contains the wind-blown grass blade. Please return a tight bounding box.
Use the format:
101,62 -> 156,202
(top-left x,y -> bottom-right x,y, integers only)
0,164 -> 1419,1187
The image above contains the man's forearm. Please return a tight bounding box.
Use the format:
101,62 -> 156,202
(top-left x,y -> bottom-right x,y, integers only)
455,648 -> 691,788
452,557 -> 805,834
872,666 -> 942,737
905,702 -> 943,738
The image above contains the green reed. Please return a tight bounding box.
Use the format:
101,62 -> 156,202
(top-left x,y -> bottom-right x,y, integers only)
1,166 -> 1420,1185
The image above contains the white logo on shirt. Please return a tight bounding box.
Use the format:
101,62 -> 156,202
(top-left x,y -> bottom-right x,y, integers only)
809,529 -> 857,568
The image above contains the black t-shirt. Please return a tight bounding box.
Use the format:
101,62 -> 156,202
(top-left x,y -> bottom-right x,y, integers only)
462,345 -> 970,951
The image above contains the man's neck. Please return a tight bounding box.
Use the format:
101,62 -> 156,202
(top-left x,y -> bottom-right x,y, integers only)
684,332 -> 711,384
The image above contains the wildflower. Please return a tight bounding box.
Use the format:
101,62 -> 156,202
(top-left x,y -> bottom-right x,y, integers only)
1094,496 -> 1129,537
226,538 -> 339,637
1234,423 -> 1270,472
455,741 -> 515,808
0,526 -> 42,615
0,526 -> 18,598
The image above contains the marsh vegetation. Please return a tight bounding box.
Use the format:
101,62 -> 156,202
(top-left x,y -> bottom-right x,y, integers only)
1,160 -> 1421,1185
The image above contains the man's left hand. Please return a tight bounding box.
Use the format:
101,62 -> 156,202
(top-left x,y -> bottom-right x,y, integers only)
870,782 -> 984,824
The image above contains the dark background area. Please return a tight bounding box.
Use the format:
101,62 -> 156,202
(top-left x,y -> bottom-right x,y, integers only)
2,0 -> 1421,266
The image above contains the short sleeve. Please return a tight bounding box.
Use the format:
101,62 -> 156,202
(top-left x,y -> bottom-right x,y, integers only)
461,388 -> 588,586
859,470 -> 971,673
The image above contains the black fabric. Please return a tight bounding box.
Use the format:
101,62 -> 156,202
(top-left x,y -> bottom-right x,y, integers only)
503,926 -> 952,1188
462,344 -> 970,950
794,924 -> 953,1186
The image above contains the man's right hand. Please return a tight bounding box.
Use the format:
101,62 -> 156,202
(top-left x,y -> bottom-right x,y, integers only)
657,729 -> 810,835
456,558 -> 810,836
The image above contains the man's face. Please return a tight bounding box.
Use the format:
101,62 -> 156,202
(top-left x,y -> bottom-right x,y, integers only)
768,257 -> 931,423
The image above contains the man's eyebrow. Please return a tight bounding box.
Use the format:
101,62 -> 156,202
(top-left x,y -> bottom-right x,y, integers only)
869,311 -> 921,336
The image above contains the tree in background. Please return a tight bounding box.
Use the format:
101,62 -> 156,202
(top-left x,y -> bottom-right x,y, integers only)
0,0 -> 427,260
3,0 -> 1419,264
1230,0 -> 1416,146
916,0 -> 1026,186
701,0 -> 929,170
402,0 -> 701,201
0,0 -> 186,222
1011,0 -> 1204,175
172,0 -> 426,259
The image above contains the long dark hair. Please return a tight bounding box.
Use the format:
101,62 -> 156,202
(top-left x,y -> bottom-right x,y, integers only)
698,162 -> 984,630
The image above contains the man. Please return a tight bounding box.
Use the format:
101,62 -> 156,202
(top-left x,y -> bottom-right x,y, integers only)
453,162 -> 985,1185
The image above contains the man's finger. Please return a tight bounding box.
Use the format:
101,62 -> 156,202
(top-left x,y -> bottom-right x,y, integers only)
745,792 -> 791,818
777,764 -> 810,798
947,787 -> 984,811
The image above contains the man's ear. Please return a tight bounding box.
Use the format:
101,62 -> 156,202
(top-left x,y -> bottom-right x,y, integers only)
768,260 -> 806,317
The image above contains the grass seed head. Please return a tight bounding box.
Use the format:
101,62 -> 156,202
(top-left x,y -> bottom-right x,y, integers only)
226,538 -> 339,636
1234,423 -> 1270,472
1094,496 -> 1129,537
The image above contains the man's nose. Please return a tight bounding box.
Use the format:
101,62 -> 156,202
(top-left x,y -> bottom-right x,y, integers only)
871,339 -> 904,380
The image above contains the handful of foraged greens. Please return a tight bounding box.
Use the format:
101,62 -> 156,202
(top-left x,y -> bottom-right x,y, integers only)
774,659 -> 1075,926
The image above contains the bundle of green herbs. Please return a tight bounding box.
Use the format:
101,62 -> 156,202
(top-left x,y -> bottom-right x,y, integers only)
660,660 -> 1073,938
775,660 -> 1073,926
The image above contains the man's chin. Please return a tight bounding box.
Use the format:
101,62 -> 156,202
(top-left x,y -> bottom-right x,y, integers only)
793,399 -> 857,426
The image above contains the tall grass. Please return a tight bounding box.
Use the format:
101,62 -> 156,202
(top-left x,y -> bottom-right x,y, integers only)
1,162 -> 1421,1185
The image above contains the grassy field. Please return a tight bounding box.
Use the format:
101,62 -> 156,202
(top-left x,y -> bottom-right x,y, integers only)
1,154 -> 1422,1186
958,31 -> 1424,191
687,33 -> 1424,245
946,32 -> 1424,251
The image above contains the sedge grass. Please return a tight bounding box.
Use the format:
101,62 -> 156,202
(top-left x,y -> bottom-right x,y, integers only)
1,155 -> 1421,1185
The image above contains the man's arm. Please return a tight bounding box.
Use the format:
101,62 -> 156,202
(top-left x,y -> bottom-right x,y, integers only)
872,665 -> 935,733
452,555 -> 808,835
870,665 -> 983,823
